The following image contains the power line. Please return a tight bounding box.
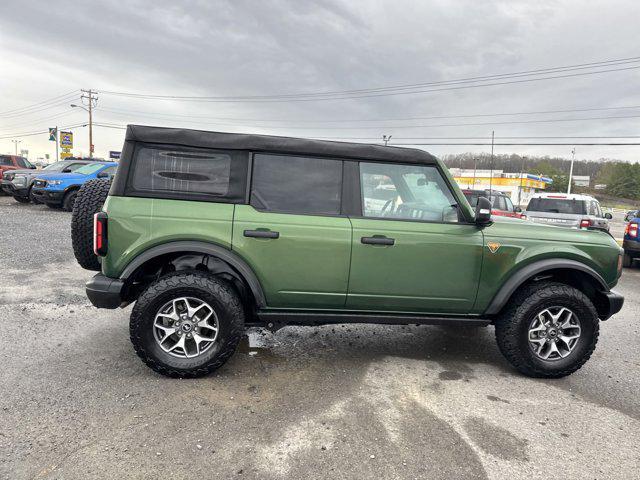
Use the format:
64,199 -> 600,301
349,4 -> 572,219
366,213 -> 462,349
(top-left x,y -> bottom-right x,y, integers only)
99,57 -> 640,102
0,91 -> 79,118
96,103 -> 640,124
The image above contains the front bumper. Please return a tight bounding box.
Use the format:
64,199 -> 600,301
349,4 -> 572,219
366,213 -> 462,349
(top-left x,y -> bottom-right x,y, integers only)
1,182 -> 28,197
31,188 -> 64,203
86,273 -> 125,309
600,290 -> 624,320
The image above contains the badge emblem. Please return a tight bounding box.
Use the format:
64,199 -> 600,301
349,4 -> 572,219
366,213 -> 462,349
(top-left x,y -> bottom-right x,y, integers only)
487,242 -> 501,254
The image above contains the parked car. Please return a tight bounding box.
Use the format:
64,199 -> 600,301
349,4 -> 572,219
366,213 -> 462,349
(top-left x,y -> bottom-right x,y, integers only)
31,161 -> 117,211
462,189 -> 525,219
624,209 -> 640,222
622,214 -> 640,267
1,159 -> 94,203
525,193 -> 612,231
75,125 -> 623,379
0,155 -> 35,194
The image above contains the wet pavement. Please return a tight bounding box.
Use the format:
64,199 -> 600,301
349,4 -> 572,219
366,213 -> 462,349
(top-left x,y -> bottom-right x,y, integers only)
1,196 -> 639,479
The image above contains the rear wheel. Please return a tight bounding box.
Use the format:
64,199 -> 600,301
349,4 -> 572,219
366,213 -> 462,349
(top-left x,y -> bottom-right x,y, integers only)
495,282 -> 599,378
71,179 -> 111,271
129,271 -> 245,378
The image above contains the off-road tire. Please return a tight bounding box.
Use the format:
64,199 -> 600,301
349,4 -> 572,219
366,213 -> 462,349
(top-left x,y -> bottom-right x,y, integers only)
494,281 -> 599,378
622,253 -> 633,268
13,195 -> 30,204
62,189 -> 78,212
71,179 -> 111,271
130,271 -> 245,378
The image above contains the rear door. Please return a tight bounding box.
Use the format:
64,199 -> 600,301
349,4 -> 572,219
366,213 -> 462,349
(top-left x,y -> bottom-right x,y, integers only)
346,161 -> 483,314
232,153 -> 352,309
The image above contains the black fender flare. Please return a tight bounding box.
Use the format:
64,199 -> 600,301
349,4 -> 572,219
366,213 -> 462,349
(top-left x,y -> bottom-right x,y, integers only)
484,259 -> 609,315
119,240 -> 267,307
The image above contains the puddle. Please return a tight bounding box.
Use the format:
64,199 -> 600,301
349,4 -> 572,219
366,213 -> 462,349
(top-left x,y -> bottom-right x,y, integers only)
237,329 -> 283,363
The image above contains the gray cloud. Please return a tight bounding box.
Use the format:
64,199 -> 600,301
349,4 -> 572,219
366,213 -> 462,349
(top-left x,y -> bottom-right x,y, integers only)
1,0 -> 639,162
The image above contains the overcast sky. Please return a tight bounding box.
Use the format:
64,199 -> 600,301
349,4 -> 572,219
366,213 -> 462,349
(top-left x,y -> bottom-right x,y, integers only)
1,0 -> 639,164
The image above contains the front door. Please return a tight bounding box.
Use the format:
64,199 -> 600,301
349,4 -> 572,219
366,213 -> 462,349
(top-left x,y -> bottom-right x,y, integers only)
232,153 -> 351,309
346,162 -> 483,314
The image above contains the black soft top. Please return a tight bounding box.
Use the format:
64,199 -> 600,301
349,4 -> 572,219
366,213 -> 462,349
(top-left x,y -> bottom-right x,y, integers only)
125,124 -> 438,164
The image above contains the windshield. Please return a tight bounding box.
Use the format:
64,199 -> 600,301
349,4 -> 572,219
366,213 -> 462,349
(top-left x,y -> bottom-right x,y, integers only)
43,161 -> 65,171
527,198 -> 587,214
74,163 -> 105,175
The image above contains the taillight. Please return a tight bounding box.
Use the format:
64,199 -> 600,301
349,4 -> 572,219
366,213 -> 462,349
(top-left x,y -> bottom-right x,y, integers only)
628,222 -> 639,238
94,212 -> 108,256
580,219 -> 592,229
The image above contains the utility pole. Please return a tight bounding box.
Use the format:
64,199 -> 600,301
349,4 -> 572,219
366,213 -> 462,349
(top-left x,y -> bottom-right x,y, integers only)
568,147 -> 575,194
382,134 -> 392,146
55,126 -> 59,162
518,156 -> 526,207
73,89 -> 98,158
11,139 -> 22,155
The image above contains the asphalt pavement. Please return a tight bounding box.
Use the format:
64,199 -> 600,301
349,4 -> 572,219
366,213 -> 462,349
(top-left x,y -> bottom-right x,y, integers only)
1,195 -> 639,479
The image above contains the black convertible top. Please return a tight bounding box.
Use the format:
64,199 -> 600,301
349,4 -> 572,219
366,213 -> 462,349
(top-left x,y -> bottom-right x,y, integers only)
124,124 -> 438,164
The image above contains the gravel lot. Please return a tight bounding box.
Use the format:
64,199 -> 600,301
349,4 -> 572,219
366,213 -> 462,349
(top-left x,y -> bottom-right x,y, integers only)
1,195 -> 639,479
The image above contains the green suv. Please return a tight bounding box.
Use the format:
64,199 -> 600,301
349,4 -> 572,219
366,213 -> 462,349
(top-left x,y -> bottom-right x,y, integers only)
76,125 -> 624,379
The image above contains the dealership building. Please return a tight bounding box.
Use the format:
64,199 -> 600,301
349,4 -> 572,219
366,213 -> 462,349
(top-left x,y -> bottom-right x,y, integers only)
449,169 -> 553,207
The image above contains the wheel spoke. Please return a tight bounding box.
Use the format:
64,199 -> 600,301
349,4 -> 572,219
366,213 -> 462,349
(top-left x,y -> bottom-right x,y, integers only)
153,296 -> 219,359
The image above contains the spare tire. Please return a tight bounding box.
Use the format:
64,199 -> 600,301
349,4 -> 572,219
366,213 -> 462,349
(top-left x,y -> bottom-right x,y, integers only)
71,179 -> 112,271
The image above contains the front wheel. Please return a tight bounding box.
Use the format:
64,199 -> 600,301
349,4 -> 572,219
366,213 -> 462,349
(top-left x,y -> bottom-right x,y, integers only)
495,282 -> 599,378
62,190 -> 78,212
13,195 -> 30,204
129,271 -> 245,378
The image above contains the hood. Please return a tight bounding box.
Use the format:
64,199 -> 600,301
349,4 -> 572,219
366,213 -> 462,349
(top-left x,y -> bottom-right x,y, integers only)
3,168 -> 35,176
487,214 -> 617,247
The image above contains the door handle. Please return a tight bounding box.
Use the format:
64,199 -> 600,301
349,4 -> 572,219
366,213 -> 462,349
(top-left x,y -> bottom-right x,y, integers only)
361,235 -> 395,246
244,229 -> 279,239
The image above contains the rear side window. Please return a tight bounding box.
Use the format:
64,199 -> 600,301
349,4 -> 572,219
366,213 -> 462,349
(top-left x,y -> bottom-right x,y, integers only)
527,198 -> 587,215
251,154 -> 342,215
0,156 -> 11,166
128,145 -> 248,202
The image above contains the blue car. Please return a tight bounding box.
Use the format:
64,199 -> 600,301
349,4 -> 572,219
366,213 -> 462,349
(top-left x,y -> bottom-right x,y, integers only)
31,161 -> 117,211
623,215 -> 640,267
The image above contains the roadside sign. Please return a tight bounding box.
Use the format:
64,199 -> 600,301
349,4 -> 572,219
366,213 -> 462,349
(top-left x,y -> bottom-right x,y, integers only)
60,131 -> 73,149
48,127 -> 57,142
61,151 -> 73,160
109,151 -> 121,160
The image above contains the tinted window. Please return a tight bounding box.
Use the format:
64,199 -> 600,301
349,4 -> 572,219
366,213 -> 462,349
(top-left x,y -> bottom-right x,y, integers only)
361,162 -> 458,222
504,196 -> 514,212
16,157 -> 29,168
0,156 -> 11,166
127,145 -> 247,202
527,198 -> 587,214
251,154 -> 342,215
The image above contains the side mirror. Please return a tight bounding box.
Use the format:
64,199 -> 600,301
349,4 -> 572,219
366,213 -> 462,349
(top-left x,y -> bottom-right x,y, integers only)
604,212 -> 613,220
62,168 -> 72,173
30,165 -> 36,170
514,206 -> 522,213
475,196 -> 492,225
97,172 -> 109,178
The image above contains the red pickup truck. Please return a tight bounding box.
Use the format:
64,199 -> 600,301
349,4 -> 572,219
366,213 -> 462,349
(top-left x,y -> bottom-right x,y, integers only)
462,189 -> 526,219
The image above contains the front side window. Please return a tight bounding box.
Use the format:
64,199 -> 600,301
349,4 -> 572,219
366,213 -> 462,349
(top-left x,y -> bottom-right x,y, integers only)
16,157 -> 33,168
360,162 -> 458,222
251,154 -> 342,215
503,196 -> 514,212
